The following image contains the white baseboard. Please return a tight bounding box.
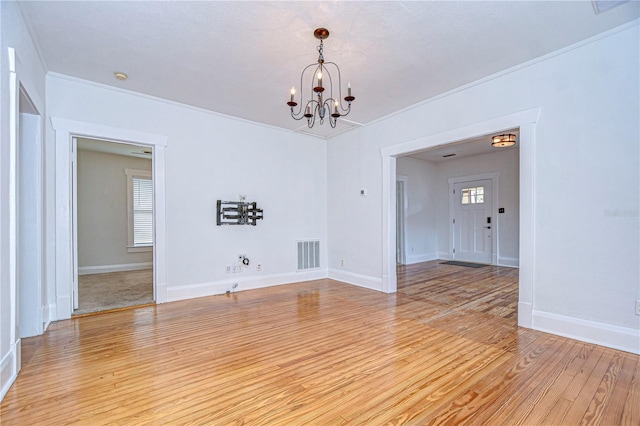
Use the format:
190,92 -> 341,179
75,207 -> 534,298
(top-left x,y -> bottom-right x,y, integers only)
328,269 -> 382,292
1,339 -> 20,401
405,253 -> 438,265
156,282 -> 168,304
518,302 -> 533,328
498,256 -> 520,267
438,252 -> 452,260
57,295 -> 71,320
78,262 -> 153,275
166,269 -> 329,302
533,310 -> 640,355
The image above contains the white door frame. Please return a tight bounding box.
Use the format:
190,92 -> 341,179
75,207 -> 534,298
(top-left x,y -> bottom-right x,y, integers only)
51,118 -> 169,320
396,175 -> 408,265
448,173 -> 499,265
381,108 -> 539,329
3,47 -> 46,400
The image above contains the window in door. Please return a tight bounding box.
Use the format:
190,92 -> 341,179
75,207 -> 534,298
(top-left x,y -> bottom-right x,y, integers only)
461,186 -> 485,204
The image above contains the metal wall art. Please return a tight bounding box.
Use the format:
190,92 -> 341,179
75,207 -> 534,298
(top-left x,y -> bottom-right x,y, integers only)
217,200 -> 263,226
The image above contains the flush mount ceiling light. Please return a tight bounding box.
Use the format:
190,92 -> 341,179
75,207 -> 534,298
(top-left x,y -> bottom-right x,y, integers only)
287,28 -> 355,128
114,72 -> 128,81
491,133 -> 517,148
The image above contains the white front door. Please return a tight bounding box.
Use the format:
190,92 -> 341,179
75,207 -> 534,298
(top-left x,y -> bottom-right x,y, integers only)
453,179 -> 492,264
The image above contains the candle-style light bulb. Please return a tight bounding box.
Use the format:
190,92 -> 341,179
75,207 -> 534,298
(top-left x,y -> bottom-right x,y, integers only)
317,71 -> 323,87
334,100 -> 339,113
347,80 -> 352,97
290,86 -> 295,102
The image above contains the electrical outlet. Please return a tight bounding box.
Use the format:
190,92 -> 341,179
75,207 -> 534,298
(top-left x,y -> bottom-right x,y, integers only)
256,263 -> 262,272
635,300 -> 640,316
225,265 -> 231,274
340,259 -> 344,267
237,265 -> 243,273
232,265 -> 237,273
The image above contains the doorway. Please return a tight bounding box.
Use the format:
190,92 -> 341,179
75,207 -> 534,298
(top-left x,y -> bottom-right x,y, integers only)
381,107 -> 539,328
17,86 -> 44,337
452,178 -> 493,264
396,178 -> 407,265
73,138 -> 155,315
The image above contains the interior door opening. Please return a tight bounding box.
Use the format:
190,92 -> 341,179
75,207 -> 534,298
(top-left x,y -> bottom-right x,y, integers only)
17,85 -> 44,338
72,137 -> 155,316
396,179 -> 407,265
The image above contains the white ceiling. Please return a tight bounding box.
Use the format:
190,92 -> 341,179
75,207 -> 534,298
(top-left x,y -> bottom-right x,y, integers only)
18,1 -> 639,138
407,129 -> 519,163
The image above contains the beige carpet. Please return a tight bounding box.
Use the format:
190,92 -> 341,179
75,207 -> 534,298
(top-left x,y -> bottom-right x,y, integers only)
74,269 -> 154,315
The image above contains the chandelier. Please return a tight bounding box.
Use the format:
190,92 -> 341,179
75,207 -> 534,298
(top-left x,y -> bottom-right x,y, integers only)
287,28 -> 355,128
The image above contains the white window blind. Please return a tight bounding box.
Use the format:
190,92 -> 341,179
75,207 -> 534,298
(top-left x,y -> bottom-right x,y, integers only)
133,177 -> 153,245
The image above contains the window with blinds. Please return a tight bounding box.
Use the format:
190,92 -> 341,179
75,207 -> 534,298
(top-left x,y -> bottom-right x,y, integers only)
125,168 -> 153,250
133,177 -> 153,245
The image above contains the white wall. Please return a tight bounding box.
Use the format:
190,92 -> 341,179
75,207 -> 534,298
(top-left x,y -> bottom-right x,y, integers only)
77,149 -> 152,271
46,74 -> 328,305
396,157 -> 439,263
328,23 -> 639,352
1,0 -> 47,400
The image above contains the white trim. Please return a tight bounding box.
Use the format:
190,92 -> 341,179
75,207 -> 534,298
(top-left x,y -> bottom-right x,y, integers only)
43,303 -> 55,331
167,270 -> 329,302
396,175 -> 408,265
497,256 -> 520,268
7,49 -> 19,388
328,269 -> 383,292
78,262 -> 153,275
381,108 -> 540,330
405,253 -> 439,264
51,118 -> 169,320
518,302 -> 533,329
126,245 -> 152,253
47,72 -> 319,140
533,310 -> 640,355
0,339 -> 20,401
366,20 -> 639,130
448,173 -> 500,265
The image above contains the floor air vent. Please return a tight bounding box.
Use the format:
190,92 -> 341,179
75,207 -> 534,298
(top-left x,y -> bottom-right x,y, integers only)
297,240 -> 320,271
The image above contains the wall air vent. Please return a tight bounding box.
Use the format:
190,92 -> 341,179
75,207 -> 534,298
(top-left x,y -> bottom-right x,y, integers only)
297,240 -> 320,271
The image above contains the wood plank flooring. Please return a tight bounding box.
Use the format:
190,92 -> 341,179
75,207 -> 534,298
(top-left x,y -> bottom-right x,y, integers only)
2,261 -> 638,424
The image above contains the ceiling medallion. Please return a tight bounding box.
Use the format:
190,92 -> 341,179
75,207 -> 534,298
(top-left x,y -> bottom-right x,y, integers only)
491,133 -> 517,148
287,28 -> 355,128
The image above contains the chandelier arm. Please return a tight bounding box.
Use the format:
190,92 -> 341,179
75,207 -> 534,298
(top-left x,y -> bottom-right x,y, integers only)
290,110 -> 307,121
323,61 -> 351,112
291,63 -> 321,118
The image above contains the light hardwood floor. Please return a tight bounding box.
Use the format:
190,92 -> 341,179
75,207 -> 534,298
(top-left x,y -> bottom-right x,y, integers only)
2,261 -> 638,424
